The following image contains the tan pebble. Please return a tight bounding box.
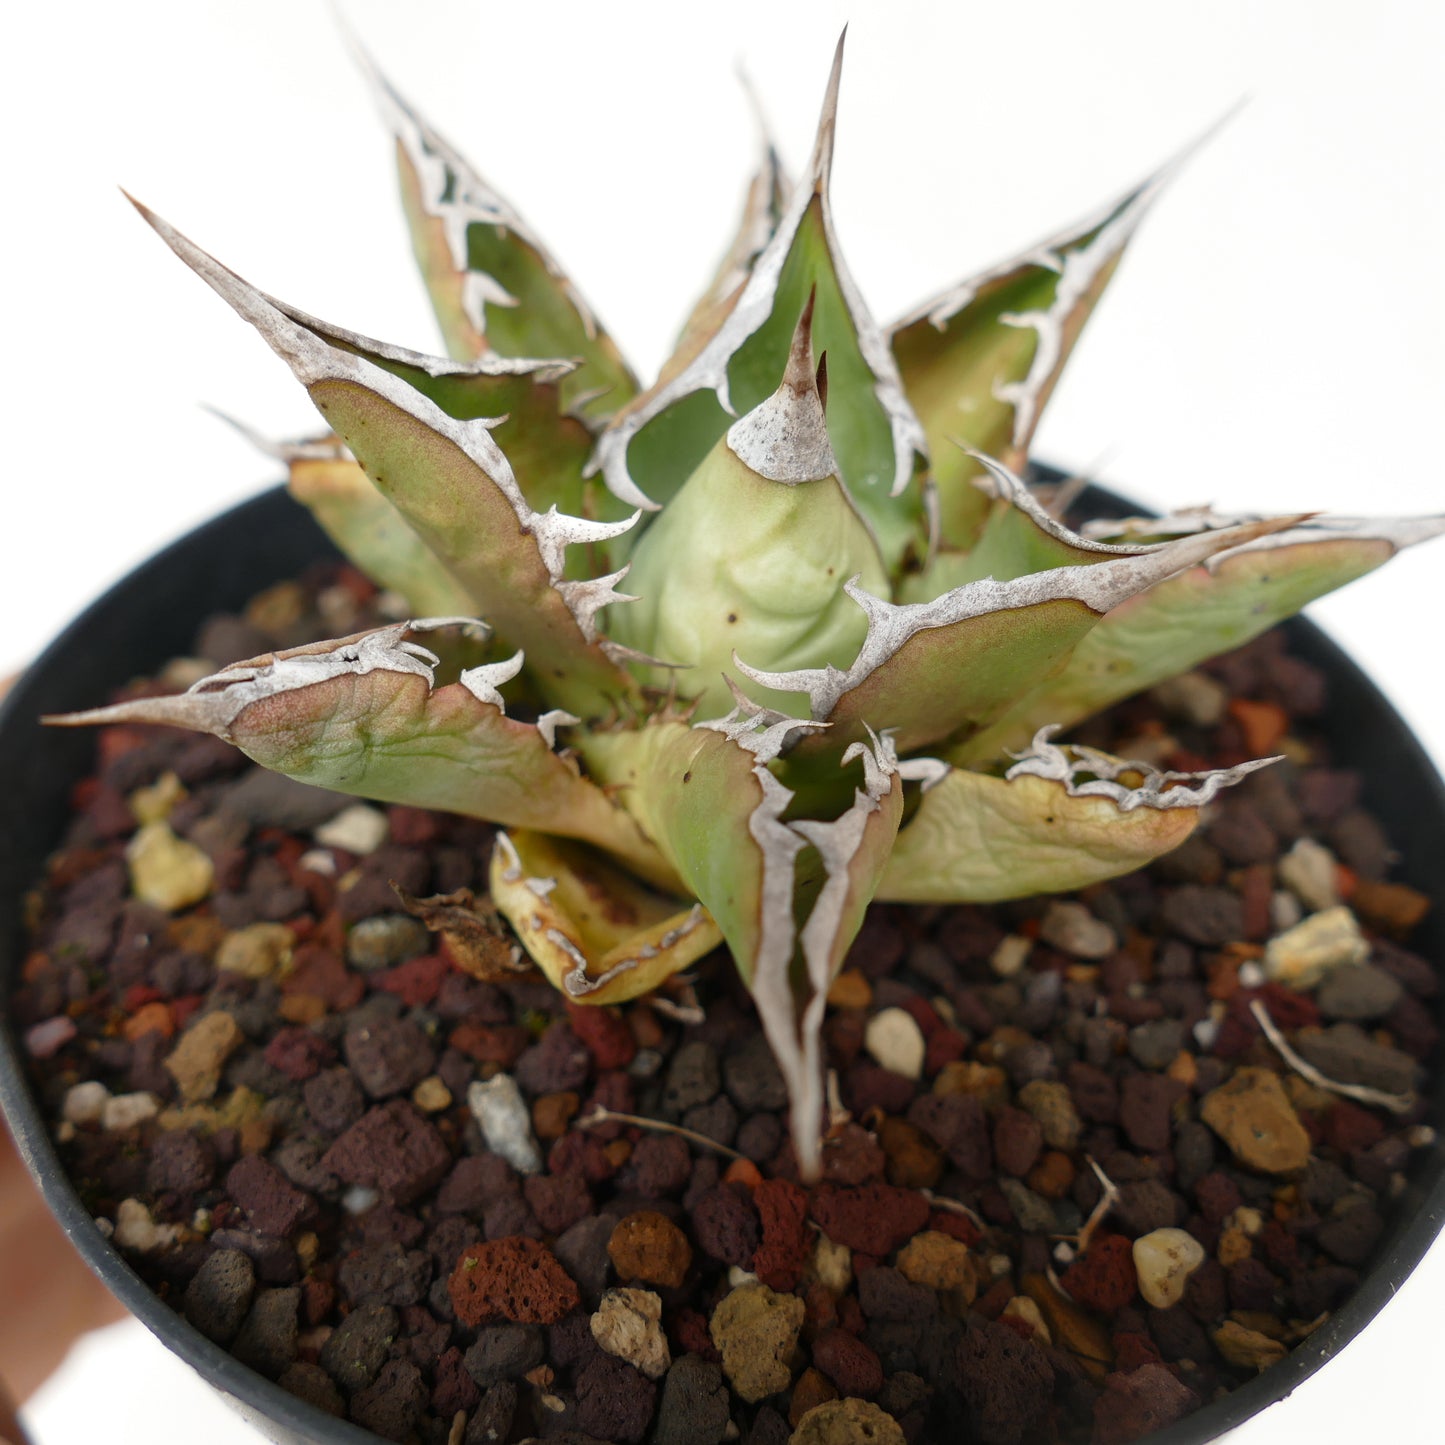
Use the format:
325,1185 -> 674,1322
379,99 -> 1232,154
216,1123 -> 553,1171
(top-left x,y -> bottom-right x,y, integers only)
1152,671 -> 1228,727
1224,1206 -> 1265,1237
1017,1080 -> 1082,1151
1212,1320 -> 1288,1371
412,1076 -> 453,1113
126,822 -> 214,912
217,922 -> 295,980
932,1061 -> 1009,1109
1001,1295 -> 1051,1344
1166,1051 -> 1198,1089
1200,1067 -> 1311,1175
296,1232 -> 320,1270
590,1288 -> 670,1379
1217,1228 -> 1253,1268
789,1397 -> 906,1445
1039,900 -> 1117,960
1282,1074 -> 1338,1114
1132,1228 -> 1206,1309
863,1007 -> 925,1080
128,771 -> 186,826
1278,838 -> 1341,913
826,970 -> 872,1010
1263,906 -> 1368,989
244,579 -> 306,633
802,1233 -> 853,1296
1351,878 -> 1432,934
710,1282 -> 806,1404
164,1011 -> 245,1104
1027,1151 -> 1076,1200
990,934 -> 1032,979
896,1231 -> 974,1297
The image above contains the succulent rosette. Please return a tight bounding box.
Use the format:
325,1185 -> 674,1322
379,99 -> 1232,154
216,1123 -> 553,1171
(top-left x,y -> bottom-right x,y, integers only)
56,37 -> 1444,1176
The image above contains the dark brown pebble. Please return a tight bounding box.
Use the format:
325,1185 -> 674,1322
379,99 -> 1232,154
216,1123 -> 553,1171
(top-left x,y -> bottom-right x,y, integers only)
956,1318 -> 1054,1445
349,1357 -> 427,1442
319,1302 -> 398,1393
231,1285 -> 299,1379
463,1323 -> 545,1386
575,1353 -> 657,1444
183,1247 -> 255,1345
319,1100 -> 450,1205
654,1354 -> 731,1445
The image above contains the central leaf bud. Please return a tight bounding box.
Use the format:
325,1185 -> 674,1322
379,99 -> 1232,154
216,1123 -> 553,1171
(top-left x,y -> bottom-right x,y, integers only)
612,297 -> 889,718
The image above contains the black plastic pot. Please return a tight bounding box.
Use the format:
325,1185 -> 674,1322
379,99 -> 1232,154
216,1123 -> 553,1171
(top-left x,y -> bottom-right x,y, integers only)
1,483 -> 1442,1445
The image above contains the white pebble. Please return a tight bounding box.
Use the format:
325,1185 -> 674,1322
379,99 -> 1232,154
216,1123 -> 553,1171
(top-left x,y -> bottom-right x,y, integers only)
467,1075 -> 542,1174
315,804 -> 390,855
1270,890 -> 1304,933
1132,1228 -> 1206,1309
112,1198 -> 179,1253
62,1081 -> 111,1126
1237,960 -> 1265,988
102,1092 -> 160,1132
298,848 -> 338,877
863,1007 -> 926,1080
342,1186 -> 381,1215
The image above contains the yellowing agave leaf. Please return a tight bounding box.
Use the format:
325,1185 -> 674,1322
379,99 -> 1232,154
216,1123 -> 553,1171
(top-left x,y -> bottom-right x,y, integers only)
878,730 -> 1276,903
489,831 -> 721,1006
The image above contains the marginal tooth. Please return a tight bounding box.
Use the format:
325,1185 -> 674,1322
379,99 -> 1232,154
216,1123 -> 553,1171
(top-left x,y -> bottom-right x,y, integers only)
554,567 -> 639,642
459,652 -> 526,709
529,508 -> 640,583
535,710 -> 580,750
1005,725 -> 1281,811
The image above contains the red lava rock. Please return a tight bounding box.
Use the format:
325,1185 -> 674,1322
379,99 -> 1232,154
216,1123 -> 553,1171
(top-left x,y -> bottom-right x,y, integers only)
808,1183 -> 930,1256
280,944 -> 363,1012
1092,1363 -> 1201,1444
956,1318 -> 1054,1445
1112,1331 -> 1163,1372
447,1020 -> 529,1067
373,953 -> 451,1007
674,1307 -> 720,1362
692,1184 -> 761,1268
566,1000 -> 637,1071
821,1122 -> 888,1185
522,1170 -> 594,1235
929,1209 -> 982,1247
575,1352 -> 657,1444
1060,1234 -> 1137,1314
1323,1100 -> 1388,1154
992,1107 -> 1044,1178
448,1238 -> 579,1326
226,1155 -> 315,1238
811,1327 -> 884,1398
751,1178 -> 811,1291
263,1027 -> 336,1083
906,1092 -> 992,1178
430,1345 -> 481,1418
1118,1074 -> 1187,1154
1193,1172 -> 1243,1227
924,1027 -> 970,1074
319,1101 -> 450,1205
548,1130 -> 617,1184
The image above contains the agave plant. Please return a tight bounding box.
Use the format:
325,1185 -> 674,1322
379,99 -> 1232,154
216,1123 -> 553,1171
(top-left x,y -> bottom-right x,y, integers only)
55,36 -> 1442,1179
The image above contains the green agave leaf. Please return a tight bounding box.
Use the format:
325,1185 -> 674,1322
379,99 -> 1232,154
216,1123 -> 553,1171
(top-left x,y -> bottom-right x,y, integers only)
878,733 -> 1275,903
899,453 -> 1161,601
48,621 -> 676,890
890,161 -> 1168,553
356,46 -> 638,424
609,297 -> 891,718
488,831 -> 722,1006
580,706 -> 906,1178
954,513 -> 1445,765
589,35 -> 931,575
130,199 -> 643,716
210,416 -> 477,617
737,513 -> 1304,760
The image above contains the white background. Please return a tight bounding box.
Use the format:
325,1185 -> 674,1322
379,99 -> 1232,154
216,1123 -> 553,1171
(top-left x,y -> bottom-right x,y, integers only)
8,1 -> 1445,1441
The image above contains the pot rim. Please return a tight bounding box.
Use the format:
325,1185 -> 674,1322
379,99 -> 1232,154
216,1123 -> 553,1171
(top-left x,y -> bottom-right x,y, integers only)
1,480 -> 1442,1445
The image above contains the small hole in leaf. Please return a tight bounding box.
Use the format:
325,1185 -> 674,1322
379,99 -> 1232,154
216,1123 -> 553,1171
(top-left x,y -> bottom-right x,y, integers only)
683,771 -> 692,783
726,613 -> 738,624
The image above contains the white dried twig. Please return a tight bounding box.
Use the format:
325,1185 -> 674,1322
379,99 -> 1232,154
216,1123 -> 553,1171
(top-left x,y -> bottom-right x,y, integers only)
575,1105 -> 745,1162
1249,1000 -> 1415,1115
